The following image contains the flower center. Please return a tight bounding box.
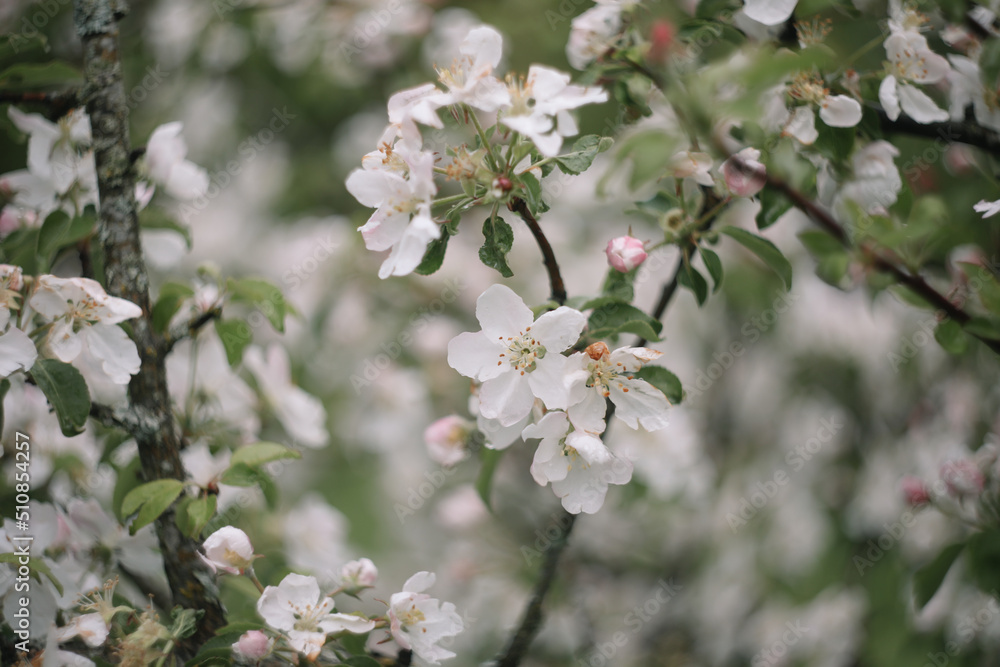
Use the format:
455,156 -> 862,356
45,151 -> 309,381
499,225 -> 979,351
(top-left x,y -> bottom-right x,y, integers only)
788,74 -> 828,106
505,74 -> 535,116
498,327 -> 546,375
400,604 -> 427,627
583,342 -> 633,397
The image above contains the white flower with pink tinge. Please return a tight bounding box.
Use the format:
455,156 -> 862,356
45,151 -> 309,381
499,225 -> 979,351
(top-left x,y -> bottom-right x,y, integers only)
388,571 -> 464,665
28,275 -> 142,385
257,573 -> 375,660
878,25 -> 950,124
721,148 -> 766,198
434,26 -> 511,113
0,264 -> 35,378
523,410 -> 632,514
201,526 -> 256,575
143,122 -> 210,200
447,284 -> 586,427
346,141 -> 440,279
605,236 -> 647,273
565,342 -> 671,434
501,65 -> 607,157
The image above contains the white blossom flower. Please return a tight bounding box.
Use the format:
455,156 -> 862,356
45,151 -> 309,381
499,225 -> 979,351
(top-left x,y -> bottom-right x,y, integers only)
447,284 -> 586,426
424,415 -> 472,466
257,573 -> 375,660
28,275 -> 142,386
346,142 -> 441,279
500,65 -> 607,157
566,342 -> 670,433
201,526 -> 256,575
947,55 -> 1000,134
770,75 -> 863,145
54,613 -> 108,648
339,558 -> 378,594
567,1 -> 629,70
7,106 -> 94,197
975,199 -> 1000,219
244,344 -> 329,448
0,327 -> 36,378
835,140 -> 902,215
878,27 -> 950,124
522,411 -> 632,514
143,122 -> 210,200
434,25 -> 511,112
388,571 -> 464,664
668,151 -> 715,186
743,0 -> 798,26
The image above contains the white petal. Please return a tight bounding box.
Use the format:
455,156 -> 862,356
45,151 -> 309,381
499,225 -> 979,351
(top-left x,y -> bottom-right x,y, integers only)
819,95 -> 863,127
165,160 -> 210,200
379,211 -> 440,279
609,378 -> 670,431
526,354 -> 572,410
974,199 -> 1000,218
475,284 -> 533,340
783,106 -> 818,145
0,327 -> 37,376
447,331 -> 506,382
567,387 -> 608,435
530,306 -> 586,352
47,319 -> 81,362
83,325 -> 141,384
479,369 -> 534,426
743,0 -> 798,26
897,83 -> 950,123
879,76 -> 901,121
462,26 -> 504,71
521,410 -> 569,442
319,613 -> 376,634
403,571 -> 436,594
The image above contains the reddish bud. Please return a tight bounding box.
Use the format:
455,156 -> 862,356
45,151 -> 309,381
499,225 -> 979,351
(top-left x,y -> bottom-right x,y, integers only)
900,476 -> 930,507
648,20 -> 676,64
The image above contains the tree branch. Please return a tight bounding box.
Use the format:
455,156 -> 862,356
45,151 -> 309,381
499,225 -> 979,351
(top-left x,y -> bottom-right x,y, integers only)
493,511 -> 576,667
73,0 -> 225,657
162,306 -> 222,354
0,90 -> 81,120
877,108 -> 1000,158
509,197 -> 567,306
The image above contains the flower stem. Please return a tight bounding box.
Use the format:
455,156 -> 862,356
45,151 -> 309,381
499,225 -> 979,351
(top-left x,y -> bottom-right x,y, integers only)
508,197 -> 567,305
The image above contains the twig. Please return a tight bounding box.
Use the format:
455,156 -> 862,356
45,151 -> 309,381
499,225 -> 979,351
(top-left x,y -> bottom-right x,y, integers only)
877,108 -> 1000,158
89,403 -> 137,432
162,306 -> 222,354
509,197 -> 567,305
74,0 -> 226,657
493,511 -> 577,667
0,90 -> 81,120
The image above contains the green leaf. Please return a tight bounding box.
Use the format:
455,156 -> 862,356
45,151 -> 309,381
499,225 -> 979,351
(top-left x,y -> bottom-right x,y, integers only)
965,530 -> 1000,595
219,462 -> 268,487
913,542 -> 964,610
176,495 -> 217,538
601,267 -> 635,302
29,359 -> 91,437
934,319 -> 968,355
479,215 -> 514,278
0,61 -> 82,90
634,366 -> 683,404
414,227 -> 453,276
0,227 -> 41,274
476,447 -> 504,511
813,122 -> 855,164
720,226 -> 793,289
170,607 -> 205,640
113,457 -> 144,522
678,262 -> 709,306
0,553 -> 63,595
226,277 -> 287,332
554,134 -> 612,175
698,247 -> 724,293
214,622 -> 266,636
586,298 -> 663,342
121,479 -> 185,535
36,210 -> 71,260
980,38 -> 1000,90
231,442 -> 301,468
615,130 -> 676,191
152,282 -> 195,333
757,186 -> 793,230
214,318 -> 251,366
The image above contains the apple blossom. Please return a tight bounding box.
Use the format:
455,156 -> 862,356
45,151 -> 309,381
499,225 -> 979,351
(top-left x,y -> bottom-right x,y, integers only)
340,557 -> 378,594
606,236 -> 647,273
244,344 -> 329,448
566,342 -> 671,433
7,106 -> 95,197
901,476 -> 930,507
975,199 -> 1000,219
434,25 -> 511,112
0,327 -> 36,378
257,573 -> 375,660
743,0 -> 798,26
201,526 -> 256,575
940,460 -> 984,498
567,1 -> 627,70
878,25 -> 950,124
835,140 -> 902,215
668,151 -> 715,187
424,414 -> 473,466
232,630 -> 273,663
388,571 -> 464,664
522,411 -> 633,514
142,122 -> 210,200
54,613 -> 109,648
948,56 -> 1000,134
447,284 -> 586,426
721,148 -> 766,197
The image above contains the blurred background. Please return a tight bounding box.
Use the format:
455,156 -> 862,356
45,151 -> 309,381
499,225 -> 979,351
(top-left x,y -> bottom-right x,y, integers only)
4,0 -> 1000,665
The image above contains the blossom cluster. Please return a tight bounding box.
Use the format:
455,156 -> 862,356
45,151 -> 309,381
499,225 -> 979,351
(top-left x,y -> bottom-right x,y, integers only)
901,445 -> 1000,529
438,284 -> 673,514
199,526 -> 463,664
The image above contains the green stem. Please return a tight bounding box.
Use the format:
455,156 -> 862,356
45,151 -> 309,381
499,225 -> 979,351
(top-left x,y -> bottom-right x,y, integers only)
466,104 -> 501,171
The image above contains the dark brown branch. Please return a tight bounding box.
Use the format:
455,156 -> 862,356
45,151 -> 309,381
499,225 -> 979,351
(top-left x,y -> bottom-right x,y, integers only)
509,197 -> 567,305
493,511 -> 576,667
74,0 -> 225,657
748,161 -> 1000,356
876,108 -> 1000,158
0,90 -> 81,120
162,306 -> 222,354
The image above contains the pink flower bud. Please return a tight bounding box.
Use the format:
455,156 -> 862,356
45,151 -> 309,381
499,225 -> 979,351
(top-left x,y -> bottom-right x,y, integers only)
233,630 -> 272,661
648,20 -> 675,64
721,148 -> 766,197
340,557 -> 378,593
201,526 -> 256,575
940,460 -> 985,498
424,415 -> 472,467
606,236 -> 647,273
900,476 -> 930,507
